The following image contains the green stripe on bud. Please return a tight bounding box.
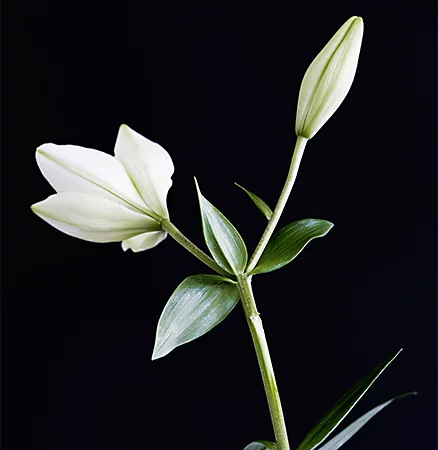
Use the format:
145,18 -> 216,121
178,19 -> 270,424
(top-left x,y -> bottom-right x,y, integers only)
296,16 -> 364,139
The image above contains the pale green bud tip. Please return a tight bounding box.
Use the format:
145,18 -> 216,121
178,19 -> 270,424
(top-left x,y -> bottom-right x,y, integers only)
296,16 -> 364,139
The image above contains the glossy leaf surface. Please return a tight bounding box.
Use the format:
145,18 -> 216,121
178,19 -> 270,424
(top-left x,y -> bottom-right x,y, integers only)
235,183 -> 273,220
243,441 -> 278,450
152,275 -> 239,360
251,219 -> 333,275
296,349 -> 402,450
196,179 -> 247,275
317,393 -> 416,450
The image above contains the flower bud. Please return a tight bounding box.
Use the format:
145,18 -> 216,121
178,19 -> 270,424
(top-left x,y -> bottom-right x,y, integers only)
295,16 -> 364,139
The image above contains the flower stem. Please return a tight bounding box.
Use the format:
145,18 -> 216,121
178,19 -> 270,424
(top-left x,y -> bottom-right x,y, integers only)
165,136 -> 308,448
161,219 -> 232,278
237,275 -> 290,450
245,135 -> 308,275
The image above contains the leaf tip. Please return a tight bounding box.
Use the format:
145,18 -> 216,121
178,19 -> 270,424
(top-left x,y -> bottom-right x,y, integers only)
151,345 -> 166,361
193,176 -> 203,198
151,336 -> 170,361
382,348 -> 403,367
396,391 -> 418,400
322,220 -> 335,234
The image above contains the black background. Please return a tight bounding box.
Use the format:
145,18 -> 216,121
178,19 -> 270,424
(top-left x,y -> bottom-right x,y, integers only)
2,0 -> 437,449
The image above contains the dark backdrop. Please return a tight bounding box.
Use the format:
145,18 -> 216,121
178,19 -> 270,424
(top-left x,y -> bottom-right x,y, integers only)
2,0 -> 436,449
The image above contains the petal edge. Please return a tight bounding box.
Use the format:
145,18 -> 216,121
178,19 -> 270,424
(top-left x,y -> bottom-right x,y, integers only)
32,192 -> 159,243
36,143 -> 150,215
121,230 -> 167,252
114,125 -> 174,219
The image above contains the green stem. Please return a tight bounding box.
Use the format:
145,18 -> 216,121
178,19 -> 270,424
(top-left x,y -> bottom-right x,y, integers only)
245,135 -> 308,275
161,218 -> 232,278
237,275 -> 290,450
164,136 -> 308,447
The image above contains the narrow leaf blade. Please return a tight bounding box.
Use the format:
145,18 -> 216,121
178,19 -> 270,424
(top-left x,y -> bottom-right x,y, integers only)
244,441 -> 278,450
251,219 -> 333,275
235,183 -> 273,220
152,275 -> 239,360
317,393 -> 417,450
296,349 -> 403,450
195,178 -> 248,275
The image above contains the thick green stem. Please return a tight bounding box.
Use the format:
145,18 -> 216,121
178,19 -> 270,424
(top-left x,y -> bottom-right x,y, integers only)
161,219 -> 232,278
237,275 -> 289,450
245,135 -> 308,275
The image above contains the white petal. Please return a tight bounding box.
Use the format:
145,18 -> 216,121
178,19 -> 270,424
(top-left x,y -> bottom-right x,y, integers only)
114,124 -> 174,219
121,231 -> 167,252
36,143 -> 150,215
31,193 -> 160,243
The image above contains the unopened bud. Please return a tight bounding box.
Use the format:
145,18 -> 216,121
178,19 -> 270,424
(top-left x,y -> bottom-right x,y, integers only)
296,16 -> 364,139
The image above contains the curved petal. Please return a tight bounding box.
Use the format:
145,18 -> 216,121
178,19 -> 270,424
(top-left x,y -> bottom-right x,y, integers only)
31,193 -> 159,243
121,230 -> 167,252
36,143 -> 150,215
114,124 -> 174,219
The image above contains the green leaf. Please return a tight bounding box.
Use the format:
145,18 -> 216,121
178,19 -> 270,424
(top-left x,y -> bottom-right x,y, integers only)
152,275 -> 239,360
195,178 -> 248,275
316,392 -> 417,450
251,219 -> 333,275
235,183 -> 273,220
243,441 -> 278,450
296,349 -> 403,450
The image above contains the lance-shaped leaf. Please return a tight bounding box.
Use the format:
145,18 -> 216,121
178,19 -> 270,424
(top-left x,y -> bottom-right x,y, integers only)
317,392 -> 416,450
296,349 -> 403,450
152,275 -> 239,360
235,183 -> 273,220
243,441 -> 278,450
251,219 -> 333,275
195,179 -> 248,275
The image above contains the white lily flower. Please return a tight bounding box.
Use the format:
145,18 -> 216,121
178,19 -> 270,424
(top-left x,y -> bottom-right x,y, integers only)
31,124 -> 174,252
